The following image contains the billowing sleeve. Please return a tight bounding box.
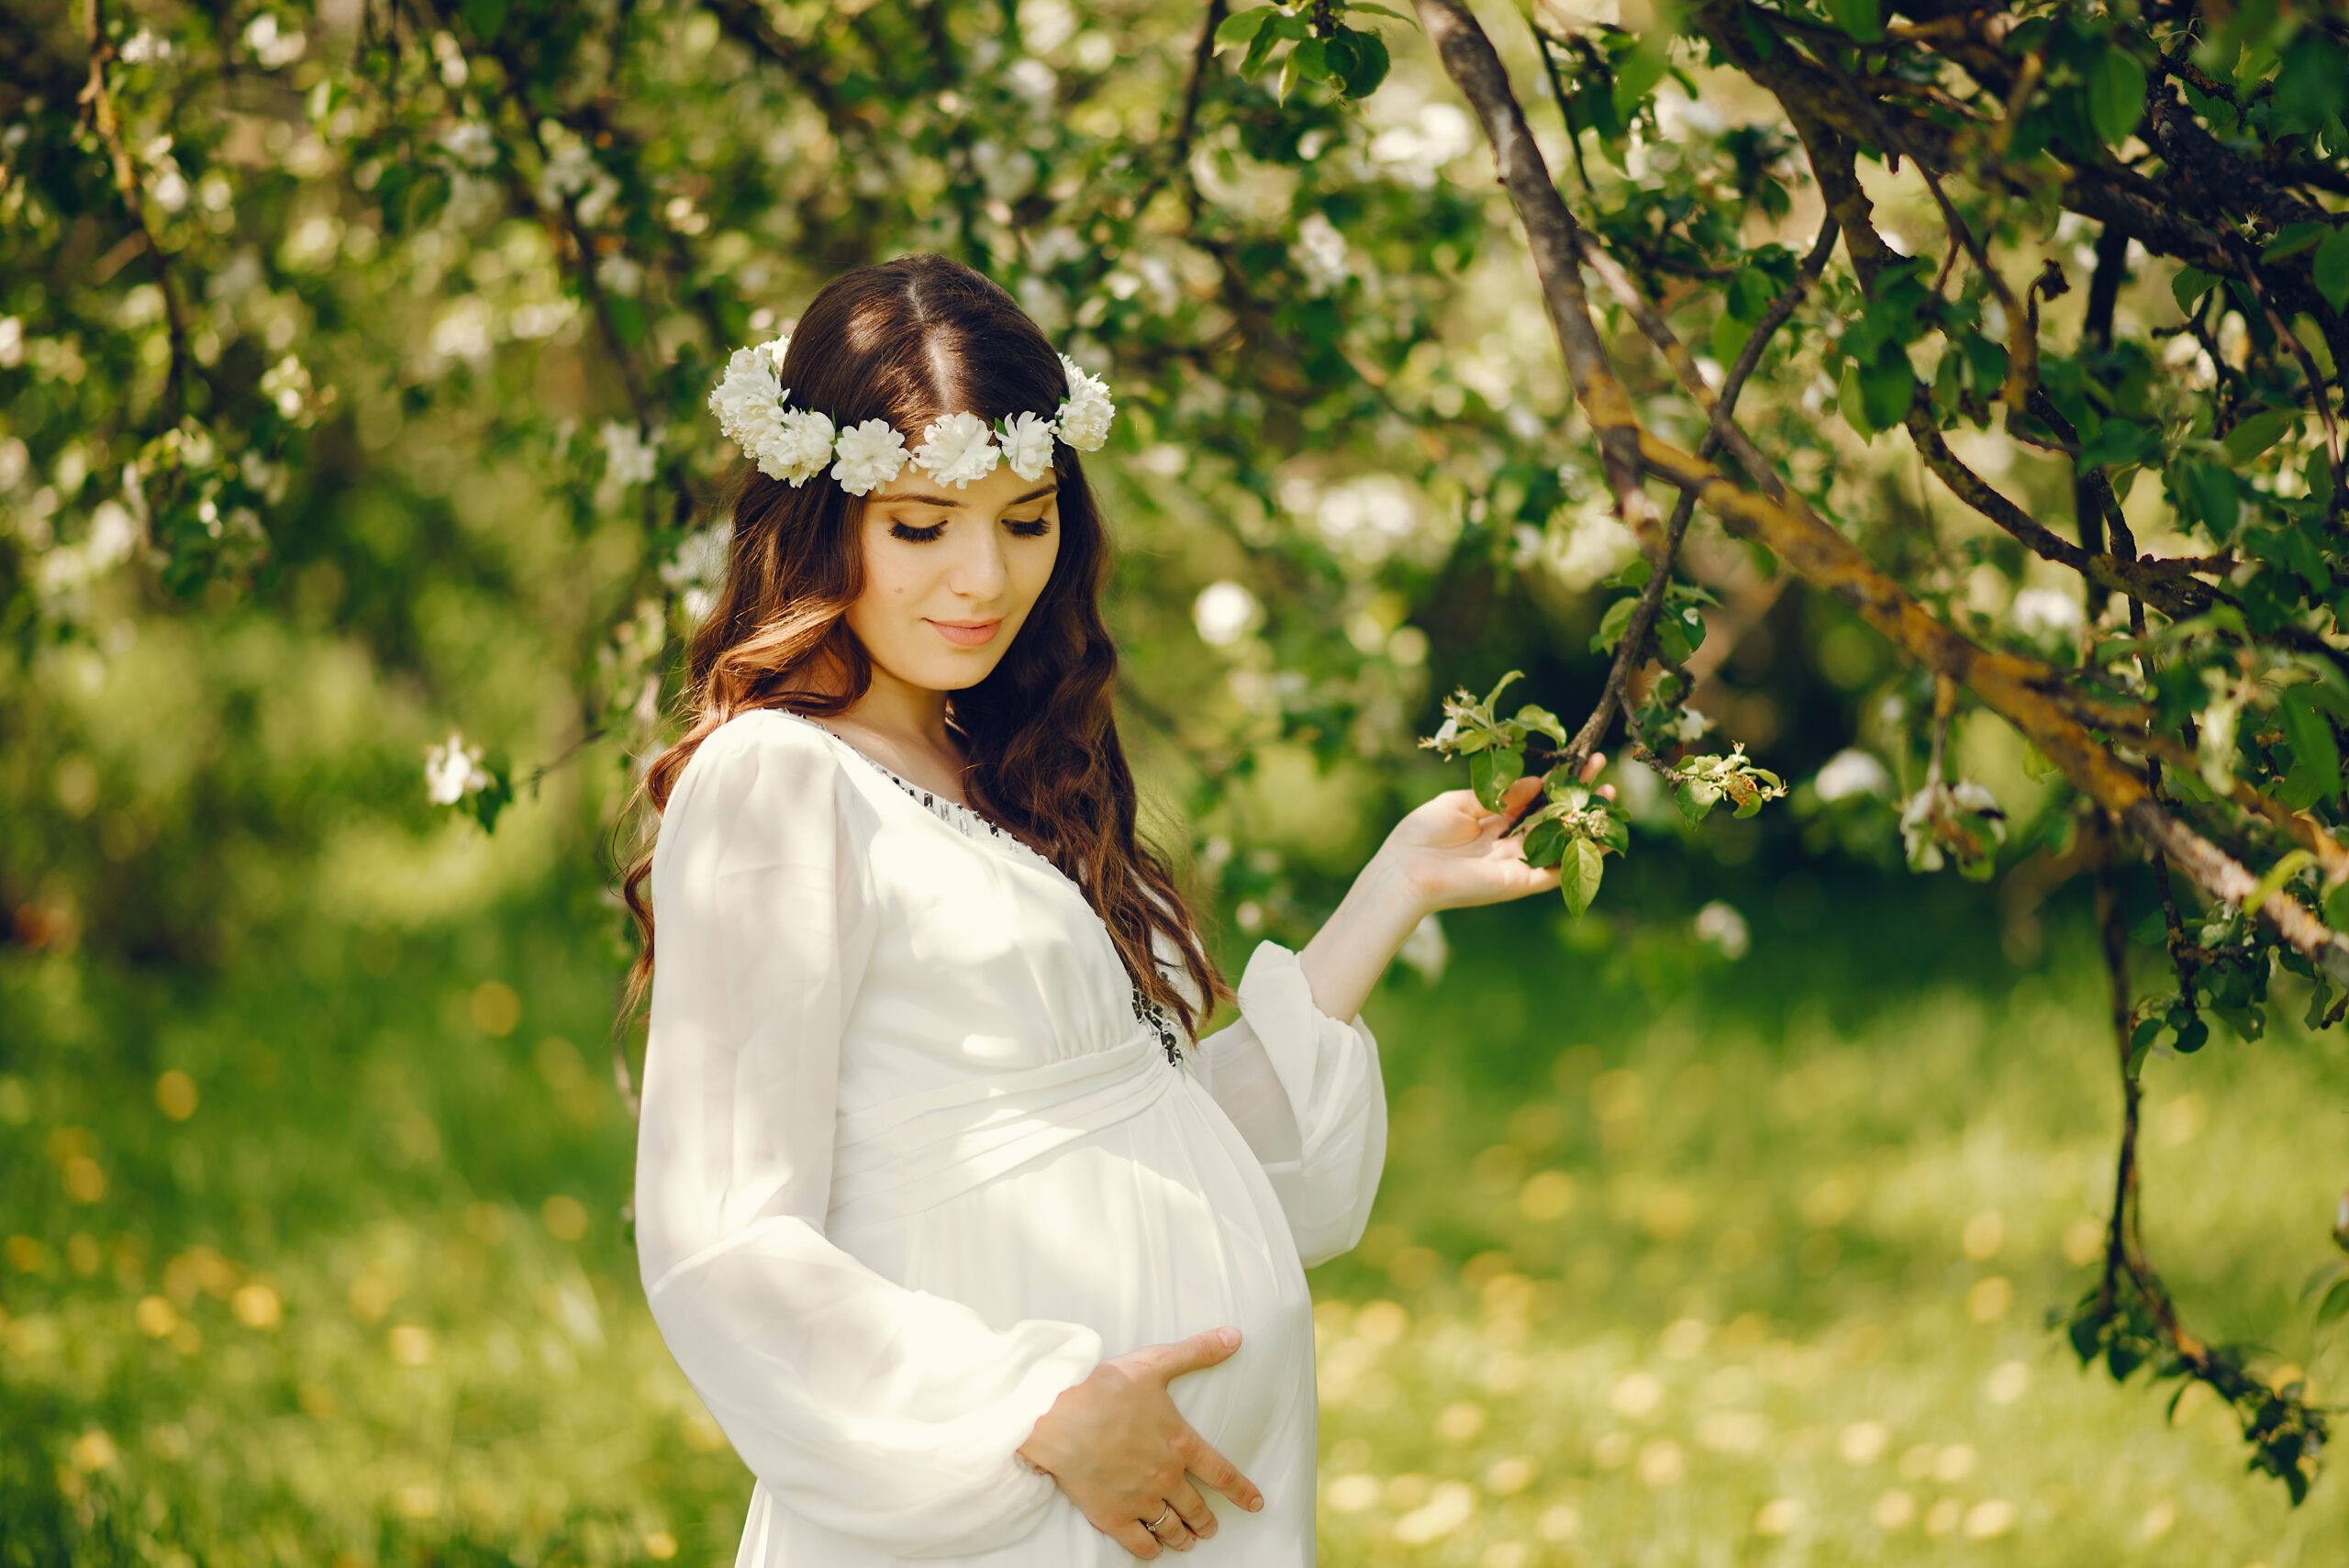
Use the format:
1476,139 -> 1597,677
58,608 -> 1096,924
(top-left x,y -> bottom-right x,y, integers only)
1193,941 -> 1388,1267
633,715 -> 1102,1558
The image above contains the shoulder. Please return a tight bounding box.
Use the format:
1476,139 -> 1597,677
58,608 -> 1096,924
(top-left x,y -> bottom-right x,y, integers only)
665,709 -> 865,836
690,707 -> 840,775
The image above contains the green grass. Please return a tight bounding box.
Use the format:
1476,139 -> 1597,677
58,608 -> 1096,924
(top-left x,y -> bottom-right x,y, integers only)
4,870 -> 2344,1565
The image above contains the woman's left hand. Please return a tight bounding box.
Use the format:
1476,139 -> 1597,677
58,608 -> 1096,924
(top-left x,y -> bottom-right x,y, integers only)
1383,753 -> 1613,915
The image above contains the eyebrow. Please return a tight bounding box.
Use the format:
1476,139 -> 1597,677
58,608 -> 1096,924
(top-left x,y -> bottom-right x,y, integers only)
884,482 -> 1060,508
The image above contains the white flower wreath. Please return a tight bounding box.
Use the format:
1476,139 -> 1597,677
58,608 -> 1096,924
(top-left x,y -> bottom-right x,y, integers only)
707,335 -> 1117,496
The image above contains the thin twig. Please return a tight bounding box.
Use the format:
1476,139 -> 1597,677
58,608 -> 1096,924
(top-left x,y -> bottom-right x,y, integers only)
1130,0 -> 1227,222
1519,215 -> 1837,821
79,0 -> 193,426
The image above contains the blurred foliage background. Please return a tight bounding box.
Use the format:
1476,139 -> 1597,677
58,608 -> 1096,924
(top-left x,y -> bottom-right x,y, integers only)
4,0 -> 2348,1560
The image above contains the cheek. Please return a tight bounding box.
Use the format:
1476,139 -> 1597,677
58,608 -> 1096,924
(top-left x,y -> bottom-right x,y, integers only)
1013,534 -> 1063,606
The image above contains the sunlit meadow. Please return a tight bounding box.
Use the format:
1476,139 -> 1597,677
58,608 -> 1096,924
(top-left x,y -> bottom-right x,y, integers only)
5,869 -> 2344,1565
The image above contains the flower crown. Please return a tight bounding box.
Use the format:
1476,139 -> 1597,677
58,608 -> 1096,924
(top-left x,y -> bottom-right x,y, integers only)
707,334 -> 1116,496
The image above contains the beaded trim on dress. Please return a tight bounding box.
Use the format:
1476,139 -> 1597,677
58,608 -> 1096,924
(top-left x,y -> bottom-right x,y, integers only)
796,717 -> 1187,1067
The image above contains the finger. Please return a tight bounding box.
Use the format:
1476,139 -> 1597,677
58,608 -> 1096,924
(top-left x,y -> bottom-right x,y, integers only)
1596,784 -> 1617,801
1579,751 -> 1609,784
1164,1476 -> 1218,1540
1180,1435 -> 1264,1513
1136,1327 -> 1241,1383
1109,1518 -> 1163,1560
1495,773 -> 1544,812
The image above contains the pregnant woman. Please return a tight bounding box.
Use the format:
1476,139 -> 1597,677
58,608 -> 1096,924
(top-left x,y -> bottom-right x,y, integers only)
625,253 -> 1591,1565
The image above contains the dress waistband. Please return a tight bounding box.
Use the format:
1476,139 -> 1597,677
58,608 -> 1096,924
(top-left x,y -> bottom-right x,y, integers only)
827,1033 -> 1177,1228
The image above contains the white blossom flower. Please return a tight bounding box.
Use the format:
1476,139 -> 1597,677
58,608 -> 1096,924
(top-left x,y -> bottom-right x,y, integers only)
1693,901 -> 1750,960
260,355 -> 312,419
830,419 -> 909,496
1294,211 -> 1350,295
660,521 -> 730,594
661,521 -> 730,623
1192,581 -> 1261,647
599,421 -> 660,488
1951,779 -> 2003,816
425,733 -> 490,806
1814,749 -> 1892,803
597,252 -> 643,297
707,343 -> 783,436
438,120 -> 497,170
910,411 -> 1001,487
1673,706 -> 1714,742
761,406 -> 837,485
1055,354 -> 1115,450
997,411 -> 1059,482
2010,585 -> 2083,640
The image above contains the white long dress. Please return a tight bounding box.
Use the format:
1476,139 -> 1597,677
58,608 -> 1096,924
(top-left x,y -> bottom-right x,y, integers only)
634,709 -> 1388,1566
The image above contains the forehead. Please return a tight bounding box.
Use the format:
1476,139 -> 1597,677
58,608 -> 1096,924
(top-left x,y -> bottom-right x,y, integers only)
868,463 -> 1059,507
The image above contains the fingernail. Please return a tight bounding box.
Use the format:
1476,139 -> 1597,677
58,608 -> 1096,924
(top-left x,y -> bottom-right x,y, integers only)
1219,1327 -> 1239,1348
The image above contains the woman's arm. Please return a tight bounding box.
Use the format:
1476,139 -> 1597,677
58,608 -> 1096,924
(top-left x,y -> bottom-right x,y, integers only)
1297,762 -> 1606,1020
1189,761 -> 1608,1266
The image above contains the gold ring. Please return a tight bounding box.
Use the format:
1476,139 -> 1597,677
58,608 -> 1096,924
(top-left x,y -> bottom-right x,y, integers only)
1146,1505 -> 1175,1535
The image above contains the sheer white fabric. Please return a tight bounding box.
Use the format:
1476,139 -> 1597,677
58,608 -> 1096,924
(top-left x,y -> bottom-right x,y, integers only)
635,710 -> 1388,1565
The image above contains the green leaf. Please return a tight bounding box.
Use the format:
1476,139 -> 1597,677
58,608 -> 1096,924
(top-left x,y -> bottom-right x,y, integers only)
1292,34 -> 1330,78
1330,26 -> 1389,97
1341,2 -> 1417,21
1675,779 -> 1721,824
1858,344 -> 1915,432
2172,1016 -> 2210,1054
2174,461 -> 2240,535
2264,222 -> 2330,262
2244,849 -> 2316,912
2076,417 -> 2158,472
1521,817 -> 1567,870
2280,687 -> 2343,803
1471,745 -> 1524,811
2314,227 -> 2349,314
1560,838 -> 1605,917
2171,266 -> 2217,315
1214,6 -> 1275,50
1611,40 -> 1670,122
1838,361 -> 1878,439
1238,13 -> 1299,77
1820,0 -> 1880,43
1591,595 -> 1639,653
1597,810 -> 1630,854
2087,46 -> 2149,147
2222,408 -> 2297,465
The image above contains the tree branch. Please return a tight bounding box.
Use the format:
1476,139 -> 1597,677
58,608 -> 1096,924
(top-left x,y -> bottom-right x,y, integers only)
79,0 -> 193,428
1413,0 -> 1650,525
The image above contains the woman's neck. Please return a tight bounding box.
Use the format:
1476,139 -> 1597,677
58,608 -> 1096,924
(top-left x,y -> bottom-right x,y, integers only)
833,663 -> 966,796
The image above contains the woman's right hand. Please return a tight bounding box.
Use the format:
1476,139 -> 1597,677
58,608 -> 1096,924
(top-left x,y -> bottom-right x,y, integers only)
1017,1327 -> 1265,1557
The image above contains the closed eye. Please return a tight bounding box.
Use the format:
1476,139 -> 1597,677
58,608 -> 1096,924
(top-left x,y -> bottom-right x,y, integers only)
889,518 -> 948,543
1006,517 -> 1053,538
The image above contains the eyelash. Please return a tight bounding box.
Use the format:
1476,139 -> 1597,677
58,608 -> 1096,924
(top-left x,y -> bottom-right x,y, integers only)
887,517 -> 1053,542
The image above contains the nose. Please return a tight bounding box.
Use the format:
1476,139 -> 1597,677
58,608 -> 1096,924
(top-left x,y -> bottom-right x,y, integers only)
944,523 -> 1009,603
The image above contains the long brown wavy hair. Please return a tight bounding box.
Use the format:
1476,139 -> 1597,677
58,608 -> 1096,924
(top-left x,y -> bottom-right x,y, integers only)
620,254 -> 1224,1035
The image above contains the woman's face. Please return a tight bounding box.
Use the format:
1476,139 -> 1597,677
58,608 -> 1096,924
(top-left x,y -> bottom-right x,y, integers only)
844,453 -> 1063,694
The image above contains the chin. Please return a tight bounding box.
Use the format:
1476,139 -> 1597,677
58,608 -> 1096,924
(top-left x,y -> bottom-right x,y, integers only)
896,648 -> 1009,693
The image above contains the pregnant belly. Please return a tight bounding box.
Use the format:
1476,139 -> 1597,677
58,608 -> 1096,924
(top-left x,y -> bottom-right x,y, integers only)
829,1079 -> 1314,1475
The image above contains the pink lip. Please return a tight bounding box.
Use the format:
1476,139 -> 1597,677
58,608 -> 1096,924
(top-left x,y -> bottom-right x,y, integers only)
927,618 -> 1002,648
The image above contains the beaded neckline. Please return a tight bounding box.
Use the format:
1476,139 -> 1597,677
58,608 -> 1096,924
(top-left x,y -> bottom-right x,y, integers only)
785,713 -> 1187,1067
